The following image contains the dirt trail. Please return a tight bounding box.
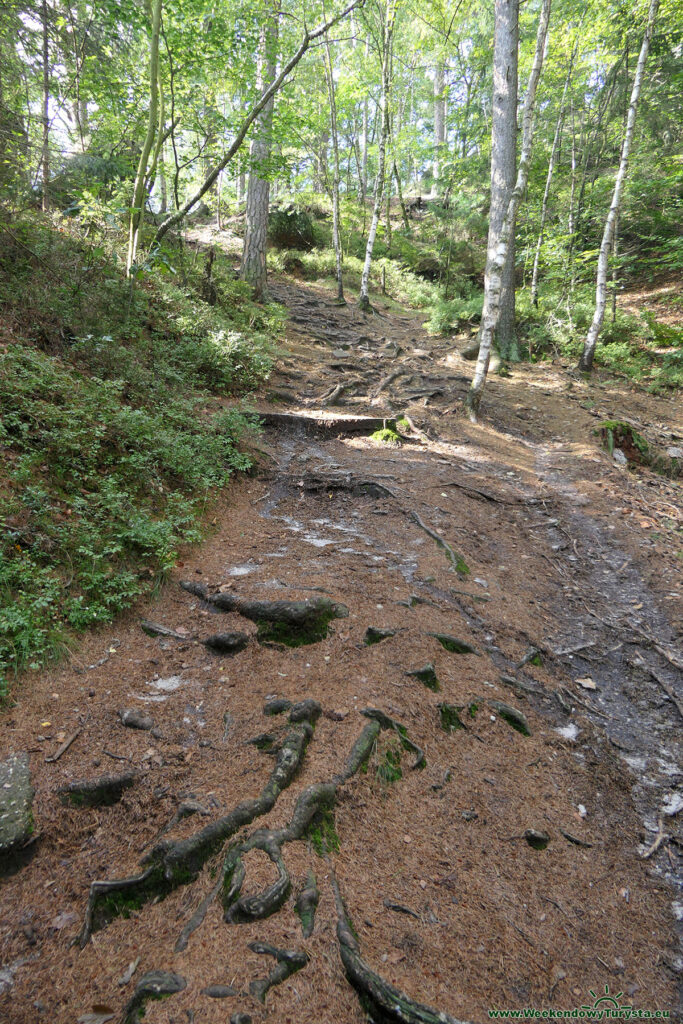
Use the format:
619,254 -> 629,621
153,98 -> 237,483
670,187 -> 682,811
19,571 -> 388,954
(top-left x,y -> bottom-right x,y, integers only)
1,271 -> 682,1024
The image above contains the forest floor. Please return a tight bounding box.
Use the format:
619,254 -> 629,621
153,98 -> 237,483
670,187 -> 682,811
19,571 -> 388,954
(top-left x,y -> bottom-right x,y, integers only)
1,251 -> 682,1024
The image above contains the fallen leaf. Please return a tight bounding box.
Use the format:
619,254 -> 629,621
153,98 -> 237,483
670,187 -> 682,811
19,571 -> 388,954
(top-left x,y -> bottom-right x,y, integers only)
576,676 -> 596,690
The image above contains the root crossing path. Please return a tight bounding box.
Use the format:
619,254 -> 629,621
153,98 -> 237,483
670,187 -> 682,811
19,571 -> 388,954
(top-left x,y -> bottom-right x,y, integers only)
1,273 -> 682,1024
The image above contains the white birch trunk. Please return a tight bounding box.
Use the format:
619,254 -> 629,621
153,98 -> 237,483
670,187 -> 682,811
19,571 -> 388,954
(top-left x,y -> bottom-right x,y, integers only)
466,0 -> 552,420
359,0 -> 396,312
126,0 -> 162,274
579,0 -> 659,371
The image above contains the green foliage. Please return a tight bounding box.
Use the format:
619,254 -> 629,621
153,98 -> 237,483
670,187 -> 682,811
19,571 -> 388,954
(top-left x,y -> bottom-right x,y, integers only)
268,206 -> 315,251
369,427 -> 401,446
376,741 -> 402,784
0,216 -> 273,698
425,292 -> 484,335
308,809 -> 340,857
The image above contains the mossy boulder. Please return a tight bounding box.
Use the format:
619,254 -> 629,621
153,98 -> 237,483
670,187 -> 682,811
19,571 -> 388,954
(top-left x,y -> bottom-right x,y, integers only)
0,753 -> 34,874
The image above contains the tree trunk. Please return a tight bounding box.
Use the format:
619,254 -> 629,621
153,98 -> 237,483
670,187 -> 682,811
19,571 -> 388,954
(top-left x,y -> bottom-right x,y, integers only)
465,0 -> 552,420
240,9 -> 278,302
41,0 -> 49,212
432,62 -> 446,196
489,0 -> 519,360
579,0 -> 659,372
126,0 -> 162,274
361,36 -> 369,200
359,0 -> 396,312
394,161 -> 410,231
530,44 -> 577,307
323,27 -> 345,304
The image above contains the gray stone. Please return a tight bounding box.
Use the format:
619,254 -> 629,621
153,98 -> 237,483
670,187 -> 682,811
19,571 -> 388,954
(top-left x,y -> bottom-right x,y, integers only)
118,709 -> 154,731
202,984 -> 237,998
203,632 -> 249,655
0,753 -> 34,871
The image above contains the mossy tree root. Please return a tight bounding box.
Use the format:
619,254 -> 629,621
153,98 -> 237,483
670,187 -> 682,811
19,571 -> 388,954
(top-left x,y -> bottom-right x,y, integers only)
361,708 -> 426,770
184,723 -> 382,949
331,874 -> 468,1024
295,869 -> 319,937
180,581 -> 349,645
79,708 -> 318,947
248,942 -> 309,1004
121,970 -> 187,1024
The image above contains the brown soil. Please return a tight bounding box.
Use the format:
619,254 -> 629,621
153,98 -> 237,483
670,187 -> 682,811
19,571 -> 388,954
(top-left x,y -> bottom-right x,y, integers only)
1,265 -> 681,1024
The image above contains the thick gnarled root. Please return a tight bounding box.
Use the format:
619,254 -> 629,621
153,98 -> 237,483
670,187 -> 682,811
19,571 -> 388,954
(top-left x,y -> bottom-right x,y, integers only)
331,874 -> 469,1024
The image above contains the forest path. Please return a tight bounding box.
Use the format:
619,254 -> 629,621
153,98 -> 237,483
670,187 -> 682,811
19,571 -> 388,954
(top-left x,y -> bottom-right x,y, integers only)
1,270 -> 681,1024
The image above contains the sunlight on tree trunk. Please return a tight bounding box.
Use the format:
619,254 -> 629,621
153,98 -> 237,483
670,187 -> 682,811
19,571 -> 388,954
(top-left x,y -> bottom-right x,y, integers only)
579,0 -> 659,372
126,0 -> 162,276
240,8 -> 278,302
465,0 -> 552,421
323,17 -> 345,305
359,0 -> 397,313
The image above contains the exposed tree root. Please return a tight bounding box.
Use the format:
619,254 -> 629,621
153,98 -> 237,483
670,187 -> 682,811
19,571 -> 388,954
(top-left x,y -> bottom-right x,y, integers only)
248,942 -> 309,1003
361,708 -> 426,770
121,970 -> 187,1024
408,511 -> 469,576
79,708 -> 318,947
180,581 -> 349,645
330,872 -> 468,1024
257,409 -> 396,435
295,869 -> 319,937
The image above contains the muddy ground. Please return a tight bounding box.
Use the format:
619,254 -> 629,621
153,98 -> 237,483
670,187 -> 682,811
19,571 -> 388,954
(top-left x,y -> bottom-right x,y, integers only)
1,264 -> 682,1024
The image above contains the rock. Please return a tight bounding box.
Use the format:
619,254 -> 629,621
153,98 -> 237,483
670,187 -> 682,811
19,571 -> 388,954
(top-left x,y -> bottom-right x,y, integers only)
264,698 -> 293,716
460,336 -> 480,360
118,709 -> 153,731
230,1016 -> 253,1024
57,771 -> 137,808
524,829 -> 550,850
202,984 -> 237,998
406,664 -> 440,692
203,632 -> 249,655
289,699 -> 322,724
428,633 -> 478,655
666,446 -> 683,459
489,700 -> 530,736
364,627 -> 396,646
0,753 -> 35,874
613,448 -> 628,466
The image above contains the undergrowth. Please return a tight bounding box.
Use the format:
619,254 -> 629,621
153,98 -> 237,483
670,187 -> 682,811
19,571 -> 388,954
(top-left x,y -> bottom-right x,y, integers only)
0,214 -> 279,698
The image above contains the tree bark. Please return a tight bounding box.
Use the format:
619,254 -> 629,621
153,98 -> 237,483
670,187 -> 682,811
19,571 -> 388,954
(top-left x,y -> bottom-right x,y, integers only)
359,0 -> 396,312
240,8 -> 278,302
323,24 -> 345,304
41,0 -> 49,212
465,0 -> 552,421
126,0 -> 162,274
579,0 -> 659,372
490,0 -> 519,360
432,62 -> 446,196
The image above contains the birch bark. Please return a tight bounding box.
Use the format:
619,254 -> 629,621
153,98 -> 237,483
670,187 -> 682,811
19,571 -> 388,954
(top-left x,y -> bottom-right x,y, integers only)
579,0 -> 659,371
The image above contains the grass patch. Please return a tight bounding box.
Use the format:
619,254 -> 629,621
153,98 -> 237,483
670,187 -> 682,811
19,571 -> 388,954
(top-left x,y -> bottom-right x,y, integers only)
0,214 -> 278,699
